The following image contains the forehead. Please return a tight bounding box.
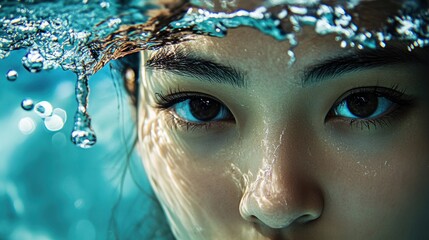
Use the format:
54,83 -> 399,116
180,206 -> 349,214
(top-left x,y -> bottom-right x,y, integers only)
145,0 -> 428,85
158,26 -> 341,73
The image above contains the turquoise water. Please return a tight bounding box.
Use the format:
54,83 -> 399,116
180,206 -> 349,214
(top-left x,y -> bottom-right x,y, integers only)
0,50 -> 173,239
1,0 -> 429,239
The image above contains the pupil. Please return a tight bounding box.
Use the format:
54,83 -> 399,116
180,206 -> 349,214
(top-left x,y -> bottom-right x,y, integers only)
190,97 -> 221,121
346,93 -> 378,118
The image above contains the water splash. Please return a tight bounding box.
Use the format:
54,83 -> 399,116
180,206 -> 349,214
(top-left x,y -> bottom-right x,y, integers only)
1,0 -> 428,147
0,0 -> 151,147
164,4 -> 429,62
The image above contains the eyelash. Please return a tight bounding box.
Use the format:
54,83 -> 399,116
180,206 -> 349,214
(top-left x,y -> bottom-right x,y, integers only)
326,85 -> 414,130
154,85 -> 414,132
154,88 -> 233,131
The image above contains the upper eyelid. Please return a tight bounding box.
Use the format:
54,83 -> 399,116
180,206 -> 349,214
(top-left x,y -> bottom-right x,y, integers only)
154,91 -> 226,108
332,86 -> 405,105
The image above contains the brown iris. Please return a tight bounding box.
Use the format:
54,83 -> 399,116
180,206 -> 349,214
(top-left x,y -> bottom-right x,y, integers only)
189,97 -> 221,121
346,93 -> 379,118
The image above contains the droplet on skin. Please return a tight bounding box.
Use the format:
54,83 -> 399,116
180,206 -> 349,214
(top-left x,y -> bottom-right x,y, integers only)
21,99 -> 34,111
6,69 -> 18,81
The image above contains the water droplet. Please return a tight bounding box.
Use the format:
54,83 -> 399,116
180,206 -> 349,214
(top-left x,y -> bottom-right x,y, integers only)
6,69 -> 18,81
290,6 -> 308,15
287,49 -> 296,66
71,74 -> 97,148
22,48 -> 44,73
100,1 -> 110,8
34,101 -> 53,118
38,20 -> 49,30
21,99 -> 34,111
71,129 -> 97,148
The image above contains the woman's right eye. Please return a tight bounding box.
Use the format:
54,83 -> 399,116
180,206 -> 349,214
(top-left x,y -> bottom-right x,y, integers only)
173,97 -> 232,123
155,92 -> 234,130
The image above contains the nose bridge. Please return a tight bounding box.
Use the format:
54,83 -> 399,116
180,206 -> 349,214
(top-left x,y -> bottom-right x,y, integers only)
239,118 -> 323,229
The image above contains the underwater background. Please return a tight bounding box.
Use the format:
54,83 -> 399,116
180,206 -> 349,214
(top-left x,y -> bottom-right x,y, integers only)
0,50 -> 173,239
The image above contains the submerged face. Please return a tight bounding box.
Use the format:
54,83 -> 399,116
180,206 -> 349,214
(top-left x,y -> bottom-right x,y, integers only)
136,1 -> 429,239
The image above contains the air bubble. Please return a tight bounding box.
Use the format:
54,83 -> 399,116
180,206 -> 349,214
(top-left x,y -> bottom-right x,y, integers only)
34,101 -> 53,118
18,117 -> 36,135
44,114 -> 64,131
53,108 -> 67,123
6,69 -> 18,81
22,48 -> 44,73
21,99 -> 34,111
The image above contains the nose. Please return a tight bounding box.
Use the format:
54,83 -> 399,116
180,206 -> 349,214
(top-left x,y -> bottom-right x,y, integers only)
239,129 -> 324,229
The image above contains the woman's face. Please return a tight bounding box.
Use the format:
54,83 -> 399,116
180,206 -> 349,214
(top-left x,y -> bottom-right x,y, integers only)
136,1 -> 429,239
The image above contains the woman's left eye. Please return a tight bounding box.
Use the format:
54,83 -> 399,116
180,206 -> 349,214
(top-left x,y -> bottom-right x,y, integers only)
327,86 -> 414,129
332,92 -> 396,119
173,97 -> 232,123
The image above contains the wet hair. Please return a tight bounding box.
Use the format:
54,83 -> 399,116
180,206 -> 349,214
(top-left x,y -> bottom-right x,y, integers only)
119,52 -> 140,107
108,53 -> 175,239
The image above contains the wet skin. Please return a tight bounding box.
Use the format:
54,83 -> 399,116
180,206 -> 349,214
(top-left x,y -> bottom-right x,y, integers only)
135,1 -> 429,239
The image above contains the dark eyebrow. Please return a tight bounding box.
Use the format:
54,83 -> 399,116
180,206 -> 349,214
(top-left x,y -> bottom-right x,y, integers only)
302,46 -> 425,87
145,47 -> 246,88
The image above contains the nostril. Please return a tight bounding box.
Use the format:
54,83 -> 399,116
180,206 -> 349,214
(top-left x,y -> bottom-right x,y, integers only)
248,215 -> 259,223
295,213 -> 320,224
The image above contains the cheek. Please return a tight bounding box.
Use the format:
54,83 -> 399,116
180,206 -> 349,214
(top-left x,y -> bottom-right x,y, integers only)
321,113 -> 429,236
138,108 -> 244,236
